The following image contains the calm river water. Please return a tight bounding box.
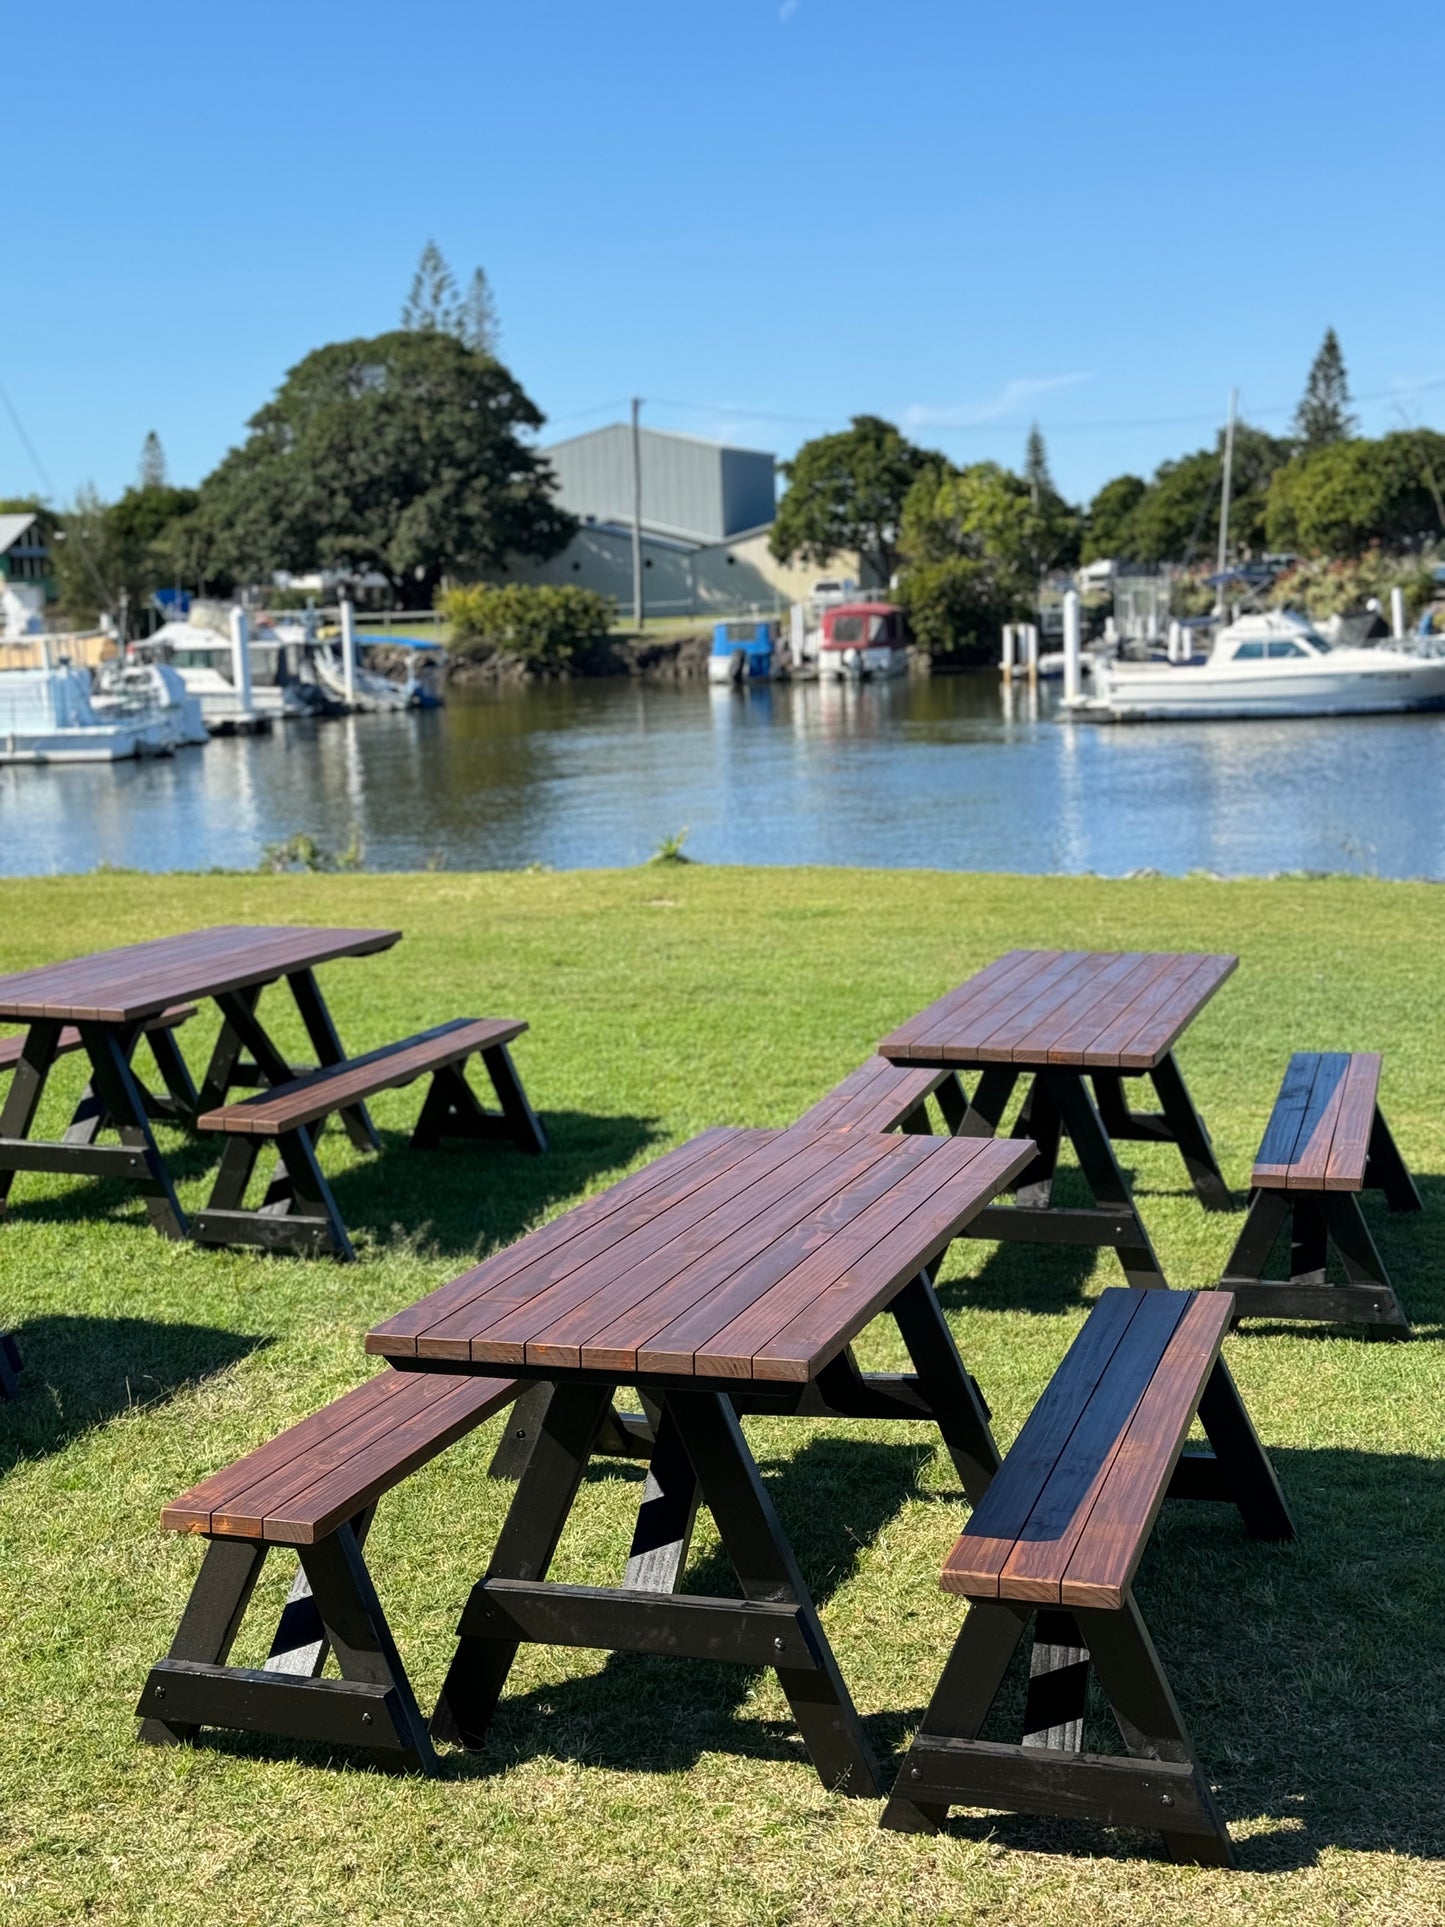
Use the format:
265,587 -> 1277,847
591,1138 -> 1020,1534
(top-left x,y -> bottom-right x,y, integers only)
3,675 -> 1444,879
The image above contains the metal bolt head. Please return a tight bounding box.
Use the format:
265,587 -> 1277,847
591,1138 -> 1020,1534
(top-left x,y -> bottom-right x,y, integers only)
1160,1793 -> 1174,1807
773,1637 -> 785,1652
361,1711 -> 373,1726
153,1686 -> 166,1700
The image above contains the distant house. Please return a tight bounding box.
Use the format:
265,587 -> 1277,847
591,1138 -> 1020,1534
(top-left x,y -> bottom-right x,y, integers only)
510,423 -> 870,618
0,512 -> 55,638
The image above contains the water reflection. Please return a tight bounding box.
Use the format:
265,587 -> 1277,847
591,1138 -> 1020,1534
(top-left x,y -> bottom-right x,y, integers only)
0,674 -> 1441,879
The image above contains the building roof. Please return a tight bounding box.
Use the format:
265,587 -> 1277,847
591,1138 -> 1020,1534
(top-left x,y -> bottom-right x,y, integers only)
0,513 -> 38,554
544,421 -> 776,462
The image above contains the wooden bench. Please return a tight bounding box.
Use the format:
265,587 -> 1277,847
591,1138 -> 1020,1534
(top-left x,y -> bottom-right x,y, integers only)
882,1287 -> 1293,1866
137,1366 -> 521,1773
1221,1052 -> 1420,1333
191,1017 -> 546,1261
793,1055 -> 968,1136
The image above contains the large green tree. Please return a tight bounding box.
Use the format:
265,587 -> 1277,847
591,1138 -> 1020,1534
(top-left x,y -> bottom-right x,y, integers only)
1293,328 -> 1356,450
1267,430 -> 1445,554
770,415 -> 933,583
1123,424 -> 1291,563
1082,474 -> 1146,561
194,330 -> 573,601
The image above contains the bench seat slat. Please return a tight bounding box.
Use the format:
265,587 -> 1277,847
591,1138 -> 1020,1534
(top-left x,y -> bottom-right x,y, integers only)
1059,1292 -> 1232,1607
944,1290 -> 1229,1607
793,1057 -> 949,1134
197,1017 -> 526,1136
1251,1051 -> 1380,1193
1323,1052 -> 1382,1193
162,1369 -> 518,1544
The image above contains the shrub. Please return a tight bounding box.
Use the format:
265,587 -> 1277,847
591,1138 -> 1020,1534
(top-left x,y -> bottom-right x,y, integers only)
439,582 -> 615,671
896,557 -> 1017,664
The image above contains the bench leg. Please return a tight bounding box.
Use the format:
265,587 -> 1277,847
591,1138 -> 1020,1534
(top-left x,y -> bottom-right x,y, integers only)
621,1400 -> 701,1593
196,984 -> 265,1112
881,1598 -> 1032,1833
435,1382 -> 614,1750
1080,1597 -> 1234,1866
1195,1358 -> 1295,1541
885,1595 -> 1235,1867
1364,1108 -> 1422,1213
143,1024 -> 201,1126
138,1536 -> 269,1745
0,1331 -> 21,1399
480,1043 -> 547,1155
138,1520 -> 436,1773
1012,1076 -> 1061,1208
1223,1188 -> 1409,1334
192,1127 -> 353,1260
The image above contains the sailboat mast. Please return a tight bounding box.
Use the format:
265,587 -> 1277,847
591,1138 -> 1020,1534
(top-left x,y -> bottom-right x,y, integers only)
1215,387 -> 1238,614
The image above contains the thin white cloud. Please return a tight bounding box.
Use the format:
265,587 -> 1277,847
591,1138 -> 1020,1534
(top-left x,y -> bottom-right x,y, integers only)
904,373 -> 1094,430
779,0 -> 800,21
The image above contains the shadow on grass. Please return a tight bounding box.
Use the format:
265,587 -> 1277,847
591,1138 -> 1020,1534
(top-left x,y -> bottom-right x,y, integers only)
0,1313 -> 270,1472
1,1109 -> 665,1264
873,1441 -> 1445,1870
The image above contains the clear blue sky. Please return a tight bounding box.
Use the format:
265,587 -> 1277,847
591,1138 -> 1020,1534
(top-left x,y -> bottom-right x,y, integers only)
8,0 -> 1443,510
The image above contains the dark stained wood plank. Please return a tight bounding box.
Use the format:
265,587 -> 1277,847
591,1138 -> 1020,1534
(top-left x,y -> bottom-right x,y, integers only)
1060,1292 -> 1232,1608
197,1019 -> 526,1135
793,1058 -> 949,1133
877,951 -> 1040,1056
464,1130 -> 877,1367
905,952 -> 1091,1064
619,1137 -> 959,1376
1286,1053 -> 1353,1193
942,1290 -> 1146,1599
699,1138 -> 1033,1382
994,1291 -> 1190,1603
1043,955 -> 1178,1066
1323,1053 -> 1381,1193
1106,954 -> 1237,1071
1006,953 -> 1152,1062
0,926 -> 400,1024
1252,1052 -> 1328,1189
971,955 -> 1131,1065
263,1377 -> 519,1543
161,1370 -> 420,1532
366,1129 -> 771,1358
526,1131 -> 905,1371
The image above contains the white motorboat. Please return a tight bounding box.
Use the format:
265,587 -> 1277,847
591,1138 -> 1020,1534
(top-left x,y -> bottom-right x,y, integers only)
139,620 -> 324,727
310,644 -> 410,712
92,660 -> 209,748
1070,611 -> 1445,721
0,666 -> 175,764
816,602 -> 911,681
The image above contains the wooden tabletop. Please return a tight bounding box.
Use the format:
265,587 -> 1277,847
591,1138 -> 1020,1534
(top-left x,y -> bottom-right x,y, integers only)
0,925 -> 401,1024
879,949 -> 1237,1073
368,1125 -> 1034,1384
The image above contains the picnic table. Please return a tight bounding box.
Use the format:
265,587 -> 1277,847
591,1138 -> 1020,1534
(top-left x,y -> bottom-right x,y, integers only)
366,1122 -> 1034,1794
879,950 -> 1237,1289
0,924 -> 398,1243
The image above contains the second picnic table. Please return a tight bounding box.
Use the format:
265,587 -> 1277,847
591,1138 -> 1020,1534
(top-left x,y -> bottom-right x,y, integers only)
366,1122 -> 1034,1795
0,923 -> 399,1242
879,949 -> 1238,1289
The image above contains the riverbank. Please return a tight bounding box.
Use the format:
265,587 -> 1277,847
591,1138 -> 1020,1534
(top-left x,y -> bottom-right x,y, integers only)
1,867 -> 1441,1926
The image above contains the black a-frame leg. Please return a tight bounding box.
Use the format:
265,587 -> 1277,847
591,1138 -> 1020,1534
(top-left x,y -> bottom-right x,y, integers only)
192,1124 -> 353,1260
410,1049 -> 546,1157
1222,1185 -> 1410,1333
0,1329 -> 21,1398
137,1516 -> 435,1771
882,1593 -> 1235,1866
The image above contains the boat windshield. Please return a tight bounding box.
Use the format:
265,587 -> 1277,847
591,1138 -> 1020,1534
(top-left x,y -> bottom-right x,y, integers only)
831,616 -> 865,643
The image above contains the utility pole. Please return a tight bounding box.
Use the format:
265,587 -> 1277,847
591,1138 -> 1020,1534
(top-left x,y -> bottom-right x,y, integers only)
1215,386 -> 1238,615
630,397 -> 645,631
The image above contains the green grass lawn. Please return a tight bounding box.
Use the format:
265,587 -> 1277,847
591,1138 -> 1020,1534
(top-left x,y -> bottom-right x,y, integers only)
0,868 -> 1441,1926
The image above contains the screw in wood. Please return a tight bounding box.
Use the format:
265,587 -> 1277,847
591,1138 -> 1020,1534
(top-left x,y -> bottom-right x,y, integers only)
153,1686 -> 166,1700
1160,1794 -> 1174,1807
361,1712 -> 373,1725
773,1638 -> 785,1652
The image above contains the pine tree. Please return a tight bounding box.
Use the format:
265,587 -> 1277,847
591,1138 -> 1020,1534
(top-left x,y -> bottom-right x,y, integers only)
1293,328 -> 1357,449
1024,422 -> 1054,508
401,240 -> 460,334
138,430 -> 167,490
461,266 -> 500,356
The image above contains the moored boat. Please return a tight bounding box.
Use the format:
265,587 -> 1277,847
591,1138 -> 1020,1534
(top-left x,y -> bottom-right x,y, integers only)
1070,610 -> 1445,721
0,666 -> 175,764
706,619 -> 776,685
816,602 -> 910,681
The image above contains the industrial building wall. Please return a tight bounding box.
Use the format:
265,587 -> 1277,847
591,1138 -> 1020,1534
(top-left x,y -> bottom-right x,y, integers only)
544,425 -> 774,542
